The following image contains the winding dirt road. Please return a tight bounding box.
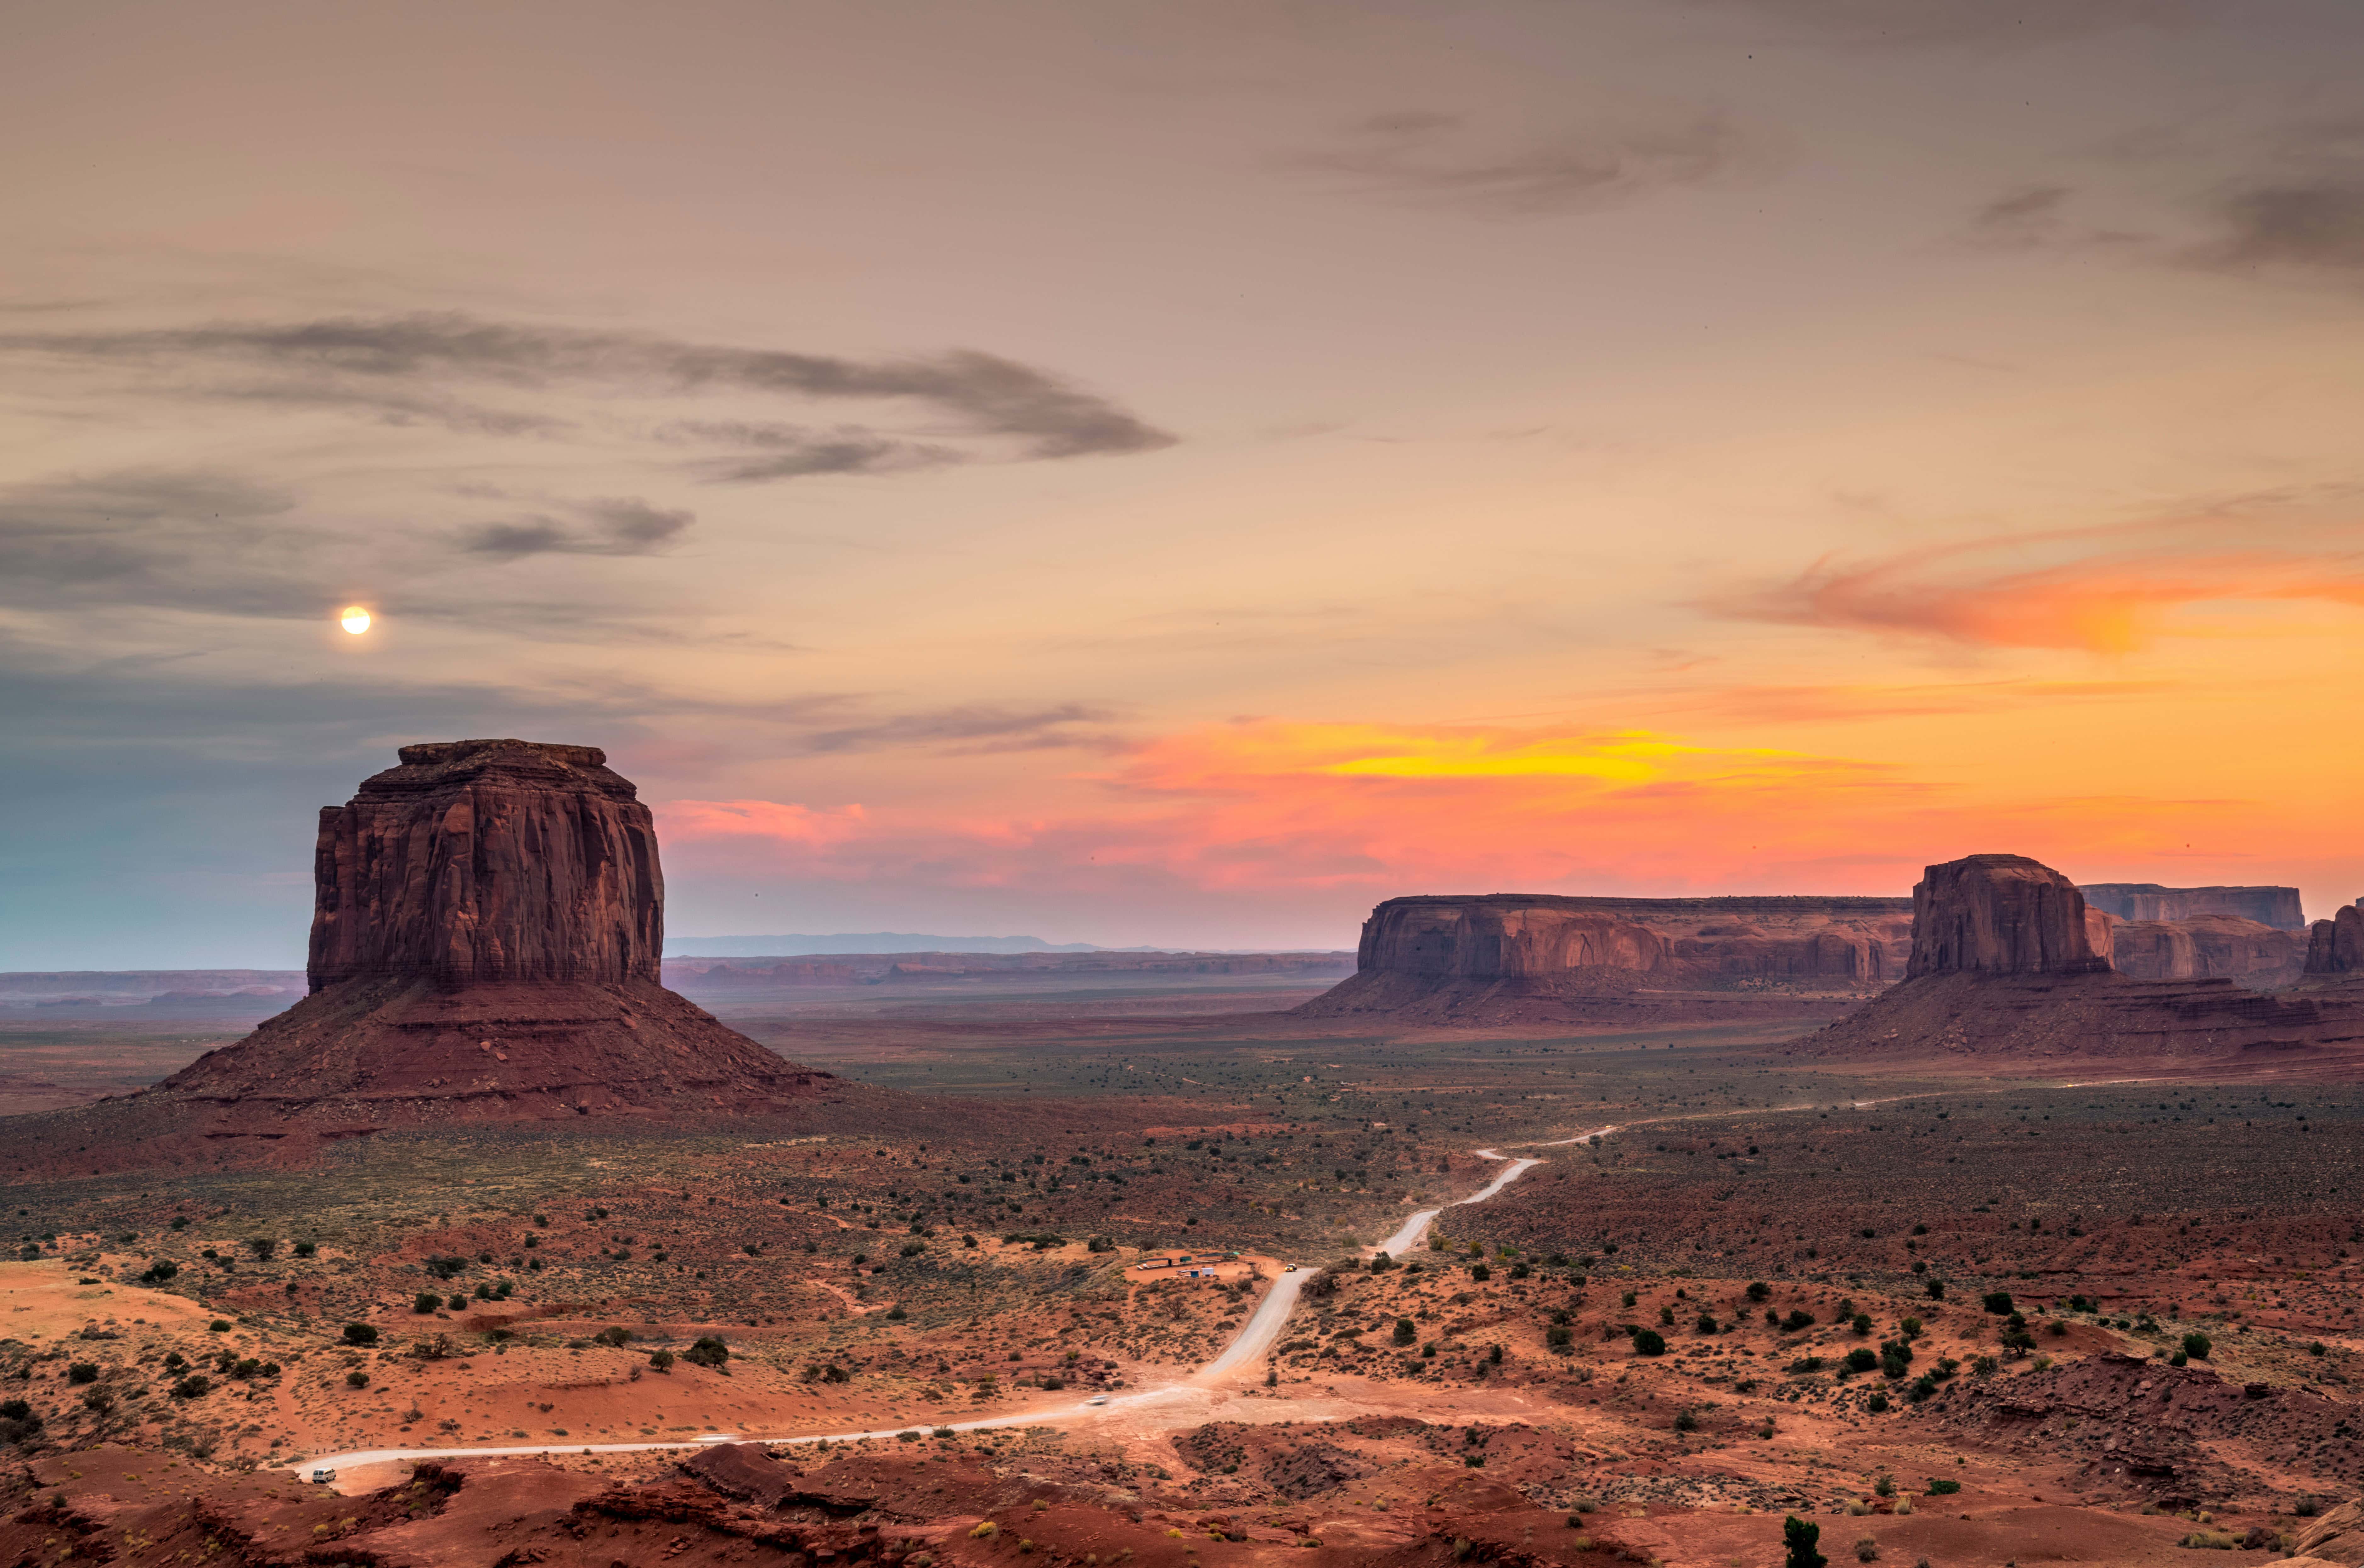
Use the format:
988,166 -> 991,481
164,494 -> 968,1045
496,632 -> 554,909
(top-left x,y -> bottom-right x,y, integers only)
293,1125 -> 1616,1478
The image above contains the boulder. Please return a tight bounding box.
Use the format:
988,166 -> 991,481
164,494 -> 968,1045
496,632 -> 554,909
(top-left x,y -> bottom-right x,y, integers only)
1906,854 -> 2111,978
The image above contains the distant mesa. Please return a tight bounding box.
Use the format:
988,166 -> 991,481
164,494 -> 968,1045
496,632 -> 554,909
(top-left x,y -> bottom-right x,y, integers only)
1801,852 -> 2364,1066
2307,905 -> 2364,978
0,740 -> 847,1172
1293,893 -> 1915,1026
2079,882 -> 2307,932
666,932 -> 1122,957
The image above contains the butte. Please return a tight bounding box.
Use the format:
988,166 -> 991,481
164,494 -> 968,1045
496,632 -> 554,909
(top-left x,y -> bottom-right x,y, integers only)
0,740 -> 855,1176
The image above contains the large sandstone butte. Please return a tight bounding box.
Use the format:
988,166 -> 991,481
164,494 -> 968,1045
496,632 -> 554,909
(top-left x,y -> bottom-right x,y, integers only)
1804,852 -> 2364,1066
2081,881 -> 2307,931
2306,905 -> 2364,979
2,741 -> 843,1170
1294,893 -> 1914,1025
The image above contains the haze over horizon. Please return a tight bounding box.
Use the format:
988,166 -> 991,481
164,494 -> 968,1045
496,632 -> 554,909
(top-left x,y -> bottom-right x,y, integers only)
7,0 -> 2363,970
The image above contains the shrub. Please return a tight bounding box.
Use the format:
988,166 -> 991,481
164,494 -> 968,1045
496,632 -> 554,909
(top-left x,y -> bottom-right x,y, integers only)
1546,1325 -> 1573,1351
423,1255 -> 467,1281
1971,1355 -> 1998,1379
1926,1478 -> 1960,1496
1783,1310 -> 1816,1333
1866,1392 -> 1889,1412
1747,1281 -> 1771,1302
1791,1356 -> 1827,1374
2178,1531 -> 2238,1550
1697,1313 -> 1720,1335
171,1375 -> 212,1400
886,1306 -> 908,1321
684,1335 -> 729,1367
1673,1409 -> 1698,1432
649,1349 -> 675,1372
346,1370 -> 369,1389
594,1326 -> 632,1346
1471,1264 -> 1491,1282
414,1292 -> 441,1314
1845,1347 -> 1878,1373
971,1522 -> 999,1539
137,1260 -> 179,1285
342,1323 -> 379,1346
1924,1278 -> 1945,1301
66,1362 -> 97,1385
1982,1291 -> 2014,1315
900,1241 -> 927,1258
80,1388 -> 114,1416
1087,1235 -> 1114,1253
2182,1332 -> 2212,1360
1900,1316 -> 1923,1338
293,1240 -> 317,1257
1631,1328 -> 1667,1356
1785,1515 -> 1826,1568
1393,1318 -> 1417,1346
1854,1536 -> 1880,1562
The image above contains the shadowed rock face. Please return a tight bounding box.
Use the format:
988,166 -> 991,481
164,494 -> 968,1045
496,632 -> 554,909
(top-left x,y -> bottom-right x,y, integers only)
308,739 -> 661,989
1296,893 -> 1913,1024
1906,854 -> 2111,979
2081,882 -> 2307,932
2307,906 -> 2364,977
2108,915 -> 2306,987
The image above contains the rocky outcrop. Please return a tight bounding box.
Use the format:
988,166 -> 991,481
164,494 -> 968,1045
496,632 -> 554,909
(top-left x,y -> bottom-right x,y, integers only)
2306,906 -> 2363,977
1807,853 -> 2364,1065
308,739 -> 661,988
1296,894 -> 1913,1024
1906,854 -> 2110,978
2081,882 -> 2307,931
2108,915 -> 2306,987
0,741 -> 852,1172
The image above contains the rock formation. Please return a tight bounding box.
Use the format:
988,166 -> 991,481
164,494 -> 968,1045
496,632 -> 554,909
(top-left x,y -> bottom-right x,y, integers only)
1295,894 -> 1913,1025
2080,882 -> 2307,931
0,740 -> 847,1170
1804,853 -> 2364,1065
1905,854 -> 2110,978
2306,905 -> 2364,978
2106,915 -> 2306,987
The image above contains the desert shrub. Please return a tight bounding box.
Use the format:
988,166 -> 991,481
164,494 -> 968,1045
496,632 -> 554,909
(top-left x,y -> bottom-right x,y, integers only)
900,1241 -> 926,1258
1747,1281 -> 1771,1302
171,1375 -> 211,1400
1873,1473 -> 1894,1498
1783,1310 -> 1815,1333
342,1323 -> 378,1346
137,1260 -> 178,1285
1924,1278 -> 1945,1300
1509,1262 -> 1529,1279
293,1240 -> 316,1258
1673,1409 -> 1698,1432
1791,1356 -> 1826,1374
2177,1531 -> 2237,1550
1471,1264 -> 1490,1282
2182,1332 -> 2212,1360
0,1399 -> 41,1444
593,1326 -> 632,1347
423,1256 -> 467,1281
413,1292 -> 440,1314
1393,1318 -> 1417,1346
1631,1328 -> 1666,1356
346,1370 -> 369,1389
1546,1326 -> 1573,1351
1697,1313 -> 1719,1335
1926,1478 -> 1961,1496
1087,1235 -> 1114,1253
1906,1375 -> 1938,1403
1854,1535 -> 1880,1561
1039,1375 -> 1063,1390
2295,1497 -> 2322,1519
1658,1304 -> 1675,1327
1866,1392 -> 1890,1413
1785,1515 -> 1826,1568
1970,1355 -> 1997,1378
1900,1316 -> 1923,1338
649,1349 -> 674,1372
80,1387 -> 114,1416
1845,1348 -> 1878,1373
66,1363 -> 97,1385
1880,1343 -> 1912,1378
971,1522 -> 999,1539
886,1306 -> 908,1321
1982,1291 -> 2014,1315
684,1335 -> 729,1367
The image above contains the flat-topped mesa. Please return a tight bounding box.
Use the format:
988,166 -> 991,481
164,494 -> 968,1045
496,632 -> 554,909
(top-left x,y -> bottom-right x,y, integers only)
2080,882 -> 2307,932
1297,893 -> 1916,1024
1906,854 -> 2112,979
308,738 -> 661,990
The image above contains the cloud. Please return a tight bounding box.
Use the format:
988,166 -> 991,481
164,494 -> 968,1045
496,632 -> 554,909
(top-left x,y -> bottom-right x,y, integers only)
0,468 -> 327,620
1963,184 -> 2075,247
1708,502 -> 2364,651
1,313 -> 1178,468
666,421 -> 965,483
659,799 -> 870,846
1682,0 -> 2185,46
2192,177 -> 2364,275
1283,111 -> 1756,218
460,498 -> 694,559
797,703 -> 1123,756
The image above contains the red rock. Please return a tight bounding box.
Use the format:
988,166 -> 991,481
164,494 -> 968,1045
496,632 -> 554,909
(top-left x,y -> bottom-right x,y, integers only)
2305,905 -> 2364,977
1906,854 -> 2110,978
2108,915 -> 2306,987
1296,894 -> 1912,1024
2081,882 -> 2307,931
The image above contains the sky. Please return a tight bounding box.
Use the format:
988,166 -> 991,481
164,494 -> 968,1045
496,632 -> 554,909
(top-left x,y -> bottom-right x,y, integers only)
5,0 -> 2363,967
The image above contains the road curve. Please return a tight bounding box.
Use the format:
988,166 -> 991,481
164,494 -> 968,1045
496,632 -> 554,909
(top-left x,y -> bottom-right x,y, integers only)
292,1126 -> 1613,1478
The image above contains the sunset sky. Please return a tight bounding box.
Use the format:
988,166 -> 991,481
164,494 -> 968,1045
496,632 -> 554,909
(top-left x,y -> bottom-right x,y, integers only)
7,0 -> 2363,967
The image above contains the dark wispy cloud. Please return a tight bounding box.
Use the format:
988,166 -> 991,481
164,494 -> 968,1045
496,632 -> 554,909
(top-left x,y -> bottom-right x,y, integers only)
1283,111 -> 1756,219
1682,0 -> 2185,47
2192,177 -> 2364,275
0,313 -> 1178,470
459,498 -> 695,560
665,421 -> 964,483
0,469 -> 326,620
797,703 -> 1123,757
1963,184 -> 2075,247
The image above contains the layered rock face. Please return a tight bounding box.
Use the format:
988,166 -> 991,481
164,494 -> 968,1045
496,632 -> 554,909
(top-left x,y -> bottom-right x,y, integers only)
1296,894 -> 1913,1024
5,741 -> 844,1169
1905,854 -> 2110,978
2306,906 -> 2364,977
2081,882 -> 2307,932
2107,916 -> 2306,987
1806,853 -> 2364,1065
309,740 -> 661,988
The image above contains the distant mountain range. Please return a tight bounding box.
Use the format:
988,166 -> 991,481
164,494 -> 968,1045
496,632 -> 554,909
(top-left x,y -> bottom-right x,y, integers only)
662,932 -> 1162,956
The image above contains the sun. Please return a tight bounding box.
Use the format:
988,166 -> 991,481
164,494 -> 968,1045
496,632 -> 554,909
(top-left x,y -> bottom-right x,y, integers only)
340,606 -> 373,636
